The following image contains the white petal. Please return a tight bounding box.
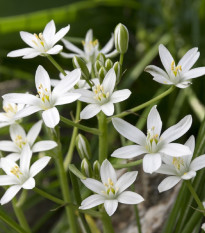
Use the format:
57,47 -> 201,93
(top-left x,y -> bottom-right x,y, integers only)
111,89 -> 131,103
159,44 -> 174,74
81,178 -> 105,195
100,35 -> 114,54
46,45 -> 63,55
106,49 -> 118,58
0,185 -> 21,205
1,158 -> 19,176
10,124 -> 26,143
184,135 -> 195,164
156,164 -> 176,175
118,191 -> 144,204
104,200 -> 118,216
14,106 -> 42,120
112,118 -> 146,145
116,171 -> 138,193
80,194 -> 105,210
183,67 -> 205,80
7,48 -> 36,57
102,68 -> 116,94
76,89 -> 96,104
30,156 -> 51,177
52,25 -> 70,45
32,141 -> 57,153
6,153 -> 20,162
143,153 -> 162,174
54,93 -> 81,106
35,65 -> 51,93
43,20 -> 56,43
20,144 -> 32,174
20,31 -> 36,47
158,176 -> 181,192
27,120 -> 42,146
147,105 -> 162,135
42,107 -> 60,128
160,143 -> 192,157
0,141 -> 19,152
153,76 -> 173,85
176,81 -> 191,88
101,102 -> 114,116
100,159 -> 117,184
61,38 -> 84,55
190,155 -> 205,171
161,115 -> 192,143
80,104 -> 101,119
0,175 -> 18,186
60,52 -> 80,58
23,51 -> 41,59
85,29 -> 93,43
182,51 -> 199,72
51,79 -> 60,87
181,171 -> 196,180
22,177 -> 35,189
111,145 -> 146,159
144,65 -> 171,82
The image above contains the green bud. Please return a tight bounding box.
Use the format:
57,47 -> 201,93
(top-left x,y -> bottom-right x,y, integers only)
93,160 -> 100,179
99,67 -> 107,82
76,134 -> 92,160
114,23 -> 129,54
68,164 -> 86,180
113,62 -> 122,83
72,56 -> 89,80
94,60 -> 103,74
105,59 -> 113,71
96,53 -> 106,64
81,158 -> 92,177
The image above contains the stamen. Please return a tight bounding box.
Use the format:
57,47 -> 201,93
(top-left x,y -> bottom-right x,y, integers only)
10,165 -> 22,178
173,157 -> 184,170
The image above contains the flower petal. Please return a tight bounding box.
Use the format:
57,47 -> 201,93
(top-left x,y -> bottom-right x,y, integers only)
143,153 -> 162,174
159,44 -> 174,74
52,25 -> 70,45
85,29 -> 93,43
116,171 -> 138,193
102,68 -> 116,94
80,104 -> 101,119
81,178 -> 105,195
23,51 -> 41,59
144,65 -> 171,83
181,171 -> 196,180
111,89 -> 131,103
46,45 -> 63,55
27,120 -> 42,146
43,20 -> 56,43
60,52 -> 80,58
0,185 -> 21,205
156,164 -> 176,175
158,176 -> 181,192
183,67 -> 205,81
54,93 -> 81,106
22,177 -> 35,189
20,144 -> 32,174
30,156 -> 51,177
80,194 -> 105,210
104,200 -> 118,216
1,158 -> 19,176
0,141 -> 19,152
75,89 -> 96,104
100,35 -> 114,54
61,38 -> 84,55
0,175 -> 18,186
111,145 -> 146,159
10,124 -> 26,143
101,102 -> 114,116
160,115 -> 192,143
153,76 -> 173,85
20,31 -> 36,47
14,106 -> 42,120
117,191 -> 144,204
112,118 -> 146,145
190,155 -> 205,171
42,107 -> 60,128
7,48 -> 36,57
100,159 -> 117,184
35,65 -> 51,93
147,105 -> 162,135
160,143 -> 192,157
32,141 -> 57,153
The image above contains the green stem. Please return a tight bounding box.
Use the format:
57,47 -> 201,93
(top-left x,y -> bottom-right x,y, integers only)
108,86 -> 175,121
185,180 -> 205,216
33,187 -> 65,205
12,198 -> 31,233
60,115 -> 101,135
113,159 -> 143,169
47,55 -> 66,76
119,54 -> 124,66
64,101 -> 81,170
98,112 -> 108,164
101,211 -> 115,233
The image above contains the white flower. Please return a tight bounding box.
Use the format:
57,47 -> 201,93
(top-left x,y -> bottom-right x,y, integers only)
61,29 -> 118,70
0,121 -> 57,162
7,20 -> 70,59
111,105 -> 192,174
202,223 -> 205,231
2,65 -> 81,128
0,100 -> 25,128
0,144 -> 51,205
51,70 -> 90,90
78,68 -> 131,119
80,159 -> 144,216
157,136 -> 205,192
145,44 -> 205,88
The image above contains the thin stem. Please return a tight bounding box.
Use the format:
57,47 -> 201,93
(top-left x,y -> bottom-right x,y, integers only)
108,86 -> 175,122
64,101 -> 81,170
12,198 -> 31,233
101,211 -> 115,233
98,112 -> 108,164
47,55 -> 66,76
185,180 -> 205,216
113,159 -> 143,169
60,115 -> 101,135
119,54 -> 124,66
33,187 -> 65,205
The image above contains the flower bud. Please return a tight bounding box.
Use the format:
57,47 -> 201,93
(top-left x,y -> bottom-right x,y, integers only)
76,134 -> 91,160
93,160 -> 100,179
81,158 -> 92,177
114,23 -> 129,54
96,53 -> 106,64
113,62 -> 122,83
99,67 -> 107,82
105,59 -> 113,71
72,56 -> 89,80
94,60 -> 103,74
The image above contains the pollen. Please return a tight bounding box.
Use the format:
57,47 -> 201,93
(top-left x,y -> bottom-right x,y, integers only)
93,84 -> 109,102
3,104 -> 18,114
171,60 -> 182,76
15,135 -> 26,149
173,157 -> 184,170
10,165 -> 22,178
37,83 -> 50,103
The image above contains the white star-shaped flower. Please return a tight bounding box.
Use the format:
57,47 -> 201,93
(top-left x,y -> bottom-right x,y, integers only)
0,144 -> 51,205
80,159 -> 144,216
2,65 -> 81,128
111,105 -> 192,174
157,136 -> 205,192
7,20 -> 70,59
145,44 -> 205,88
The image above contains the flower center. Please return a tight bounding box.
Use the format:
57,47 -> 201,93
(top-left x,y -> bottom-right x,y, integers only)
37,83 -> 51,104
15,135 -> 26,149
145,126 -> 160,152
10,165 -> 22,179
172,157 -> 184,170
104,178 -> 117,195
171,61 -> 182,76
82,39 -> 99,52
3,103 -> 18,118
32,33 -> 45,47
93,84 -> 109,102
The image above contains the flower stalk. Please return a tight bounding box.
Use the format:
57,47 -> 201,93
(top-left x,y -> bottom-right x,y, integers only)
101,210 -> 115,233
47,55 -> 67,76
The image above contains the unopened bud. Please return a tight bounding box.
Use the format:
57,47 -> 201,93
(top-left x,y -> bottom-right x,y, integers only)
114,23 -> 129,54
96,53 -> 106,64
94,60 -> 103,74
81,158 -> 92,177
93,160 -> 100,179
76,134 -> 91,160
99,67 -> 107,82
73,56 -> 89,80
113,62 -> 122,83
105,59 -> 113,71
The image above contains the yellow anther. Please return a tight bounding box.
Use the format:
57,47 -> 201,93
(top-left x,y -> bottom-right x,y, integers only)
82,40 -> 85,46
171,61 -> 175,71
108,178 -> 114,186
10,165 -> 22,178
171,61 -> 182,76
173,157 -> 184,170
